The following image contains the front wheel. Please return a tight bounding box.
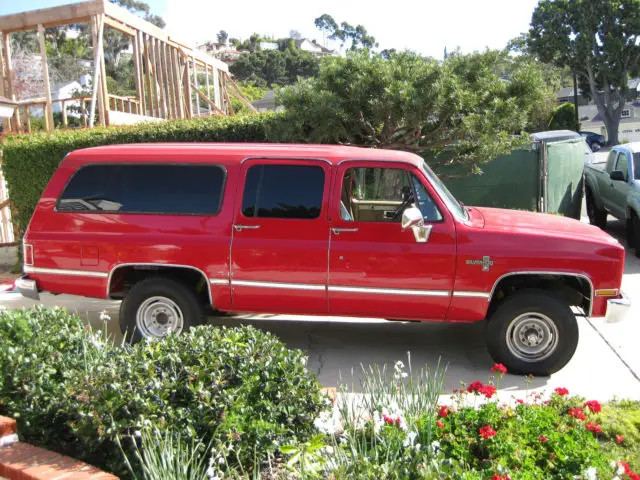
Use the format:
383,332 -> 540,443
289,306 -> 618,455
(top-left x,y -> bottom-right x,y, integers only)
120,277 -> 206,343
630,214 -> 640,259
586,191 -> 607,229
486,290 -> 579,376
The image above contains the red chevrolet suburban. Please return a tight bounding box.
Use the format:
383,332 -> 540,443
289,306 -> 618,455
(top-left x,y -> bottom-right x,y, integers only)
16,144 -> 629,374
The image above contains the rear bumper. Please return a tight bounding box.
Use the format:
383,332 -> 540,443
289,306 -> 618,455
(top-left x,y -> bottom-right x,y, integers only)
604,291 -> 630,323
15,276 -> 40,301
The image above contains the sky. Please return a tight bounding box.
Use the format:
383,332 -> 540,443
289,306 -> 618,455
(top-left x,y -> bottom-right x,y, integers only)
1,0 -> 540,59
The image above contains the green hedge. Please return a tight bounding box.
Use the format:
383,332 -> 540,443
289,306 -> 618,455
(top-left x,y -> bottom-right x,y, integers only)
0,307 -> 324,477
1,113 -> 280,237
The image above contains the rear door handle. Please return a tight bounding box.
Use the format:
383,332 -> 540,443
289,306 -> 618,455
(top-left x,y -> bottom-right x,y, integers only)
234,225 -> 261,232
332,227 -> 359,235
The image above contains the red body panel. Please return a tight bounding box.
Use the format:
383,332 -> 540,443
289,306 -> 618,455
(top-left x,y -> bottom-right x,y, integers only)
22,143 -> 626,322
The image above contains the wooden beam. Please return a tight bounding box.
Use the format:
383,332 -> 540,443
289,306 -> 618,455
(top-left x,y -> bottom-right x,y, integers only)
192,56 -> 200,116
160,43 -> 174,119
183,61 -> 192,119
224,73 -> 258,113
191,82 -> 225,115
62,100 -> 67,128
81,99 -> 87,126
132,31 -> 144,115
37,24 -> 55,132
89,14 -> 105,127
154,39 -> 167,119
25,106 -> 31,133
0,0 -> 104,33
171,48 -> 184,119
212,64 -> 221,112
205,65 -> 211,115
3,33 -> 21,132
221,74 -> 234,116
149,37 -> 161,117
0,33 -> 9,131
143,34 -> 154,117
103,15 -> 136,37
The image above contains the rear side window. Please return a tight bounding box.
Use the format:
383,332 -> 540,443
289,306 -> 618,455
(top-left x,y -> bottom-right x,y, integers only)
57,164 -> 225,215
242,164 -> 325,219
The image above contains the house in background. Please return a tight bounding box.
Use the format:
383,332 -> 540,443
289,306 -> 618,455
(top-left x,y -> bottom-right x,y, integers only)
296,38 -> 335,57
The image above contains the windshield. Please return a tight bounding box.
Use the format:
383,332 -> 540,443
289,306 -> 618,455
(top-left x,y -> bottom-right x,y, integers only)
420,161 -> 468,221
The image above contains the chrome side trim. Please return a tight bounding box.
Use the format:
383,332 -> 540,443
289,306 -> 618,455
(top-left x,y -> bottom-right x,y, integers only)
233,280 -> 325,291
106,263 -> 213,305
452,291 -> 491,299
210,278 -> 230,286
24,266 -> 108,278
488,271 -> 595,317
240,155 -> 332,165
328,285 -> 450,297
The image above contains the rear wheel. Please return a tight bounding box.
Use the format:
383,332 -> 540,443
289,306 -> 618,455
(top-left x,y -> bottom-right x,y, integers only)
486,290 -> 579,376
120,277 -> 206,343
591,142 -> 602,152
586,190 -> 607,229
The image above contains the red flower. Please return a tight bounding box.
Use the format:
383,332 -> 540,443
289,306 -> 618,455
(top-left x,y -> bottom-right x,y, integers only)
586,422 -> 602,434
538,435 -> 548,443
382,414 -> 394,425
584,400 -> 602,413
554,387 -> 569,396
439,405 -> 449,418
479,425 -> 497,439
436,420 -> 445,429
516,399 -> 525,405
616,434 -> 624,444
568,408 -> 586,421
629,472 -> 640,480
491,363 -> 507,375
491,474 -> 511,480
479,384 -> 497,399
619,462 -> 631,474
468,381 -> 484,393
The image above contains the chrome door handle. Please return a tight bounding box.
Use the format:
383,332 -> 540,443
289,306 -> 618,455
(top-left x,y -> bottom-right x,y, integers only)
234,225 -> 261,232
332,227 -> 359,235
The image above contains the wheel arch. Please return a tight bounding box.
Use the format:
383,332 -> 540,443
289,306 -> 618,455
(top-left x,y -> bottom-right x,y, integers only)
107,263 -> 214,306
488,271 -> 594,318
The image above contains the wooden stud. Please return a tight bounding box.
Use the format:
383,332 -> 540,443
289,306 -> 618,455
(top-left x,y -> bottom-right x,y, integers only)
212,65 -> 220,112
132,30 -> 144,116
90,15 -> 104,126
3,33 -> 21,132
148,37 -> 159,117
183,60 -> 192,119
191,82 -> 225,115
171,48 -> 184,119
0,33 -> 9,132
161,43 -> 174,119
25,105 -> 31,133
205,65 -> 211,115
154,39 -> 166,119
143,34 -> 154,117
192,56 -> 200,116
37,24 -> 54,132
62,100 -> 67,128
81,99 -> 87,126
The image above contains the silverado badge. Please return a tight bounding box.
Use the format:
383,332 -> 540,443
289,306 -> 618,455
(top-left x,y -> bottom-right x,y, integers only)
466,256 -> 494,272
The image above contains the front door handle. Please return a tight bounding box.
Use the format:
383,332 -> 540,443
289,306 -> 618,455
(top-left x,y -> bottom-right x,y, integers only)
332,227 -> 359,235
234,224 -> 261,232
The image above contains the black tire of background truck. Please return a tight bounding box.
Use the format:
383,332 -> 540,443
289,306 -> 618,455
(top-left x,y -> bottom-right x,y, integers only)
486,289 -> 579,376
586,191 -> 607,229
591,142 -> 602,152
119,276 -> 206,343
633,214 -> 640,259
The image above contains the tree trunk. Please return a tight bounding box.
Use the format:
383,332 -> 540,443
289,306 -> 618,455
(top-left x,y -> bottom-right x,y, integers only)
605,115 -> 620,146
583,63 -> 625,146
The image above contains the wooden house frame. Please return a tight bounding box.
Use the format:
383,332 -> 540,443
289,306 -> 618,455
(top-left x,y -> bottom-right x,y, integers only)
0,0 -> 255,133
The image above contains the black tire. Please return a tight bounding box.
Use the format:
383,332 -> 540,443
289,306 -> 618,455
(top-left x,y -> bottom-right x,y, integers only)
586,190 -> 607,229
591,142 -> 602,152
119,276 -> 206,343
486,289 -> 579,376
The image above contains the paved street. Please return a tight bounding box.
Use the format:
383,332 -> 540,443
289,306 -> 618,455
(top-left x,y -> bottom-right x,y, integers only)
2,180 -> 639,401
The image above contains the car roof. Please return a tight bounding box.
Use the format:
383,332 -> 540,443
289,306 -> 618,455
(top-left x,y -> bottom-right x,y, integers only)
615,142 -> 640,154
66,143 -> 423,167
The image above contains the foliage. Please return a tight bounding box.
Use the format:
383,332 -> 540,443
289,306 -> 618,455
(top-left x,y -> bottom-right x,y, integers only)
599,400 -> 640,471
0,307 -> 324,477
549,102 -> 579,131
314,13 -> 377,51
0,113 -> 277,238
278,362 -> 639,479
229,49 -> 320,87
274,49 -> 553,173
528,0 -> 640,145
216,30 -> 229,44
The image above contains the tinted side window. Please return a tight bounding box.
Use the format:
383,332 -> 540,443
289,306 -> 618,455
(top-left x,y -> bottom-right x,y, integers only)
58,164 -> 225,214
616,153 -> 629,181
606,151 -> 617,172
242,164 -> 324,219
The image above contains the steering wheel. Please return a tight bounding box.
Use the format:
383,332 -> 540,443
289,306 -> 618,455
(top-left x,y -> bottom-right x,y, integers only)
392,186 -> 415,220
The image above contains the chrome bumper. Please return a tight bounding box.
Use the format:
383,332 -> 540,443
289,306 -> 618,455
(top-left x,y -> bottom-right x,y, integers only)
605,291 -> 630,323
15,276 -> 40,301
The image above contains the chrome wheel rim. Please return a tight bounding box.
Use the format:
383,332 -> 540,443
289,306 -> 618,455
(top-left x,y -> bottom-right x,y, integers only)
136,296 -> 184,338
505,312 -> 559,362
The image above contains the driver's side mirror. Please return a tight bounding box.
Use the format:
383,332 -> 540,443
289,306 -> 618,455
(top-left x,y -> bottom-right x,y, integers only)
610,170 -> 626,182
401,206 -> 431,243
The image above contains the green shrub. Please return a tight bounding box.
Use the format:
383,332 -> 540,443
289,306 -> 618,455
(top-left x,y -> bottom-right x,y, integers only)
0,113 -> 281,238
548,102 -> 579,131
0,307 -> 323,477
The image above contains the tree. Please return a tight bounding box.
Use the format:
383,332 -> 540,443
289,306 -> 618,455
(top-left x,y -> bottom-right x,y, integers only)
549,102 -> 580,130
528,0 -> 640,145
216,30 -> 228,44
273,50 -> 554,173
289,30 -> 303,40
230,49 -> 319,87
313,14 -> 377,51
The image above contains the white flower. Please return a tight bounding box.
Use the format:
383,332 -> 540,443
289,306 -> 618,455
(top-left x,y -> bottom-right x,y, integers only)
403,431 -> 418,447
584,467 -> 597,480
616,462 -> 626,476
313,409 -> 339,435
99,310 -> 111,322
372,411 -> 384,434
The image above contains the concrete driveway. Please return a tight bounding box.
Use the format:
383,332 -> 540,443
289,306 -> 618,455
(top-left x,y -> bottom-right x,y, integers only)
2,206 -> 639,402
